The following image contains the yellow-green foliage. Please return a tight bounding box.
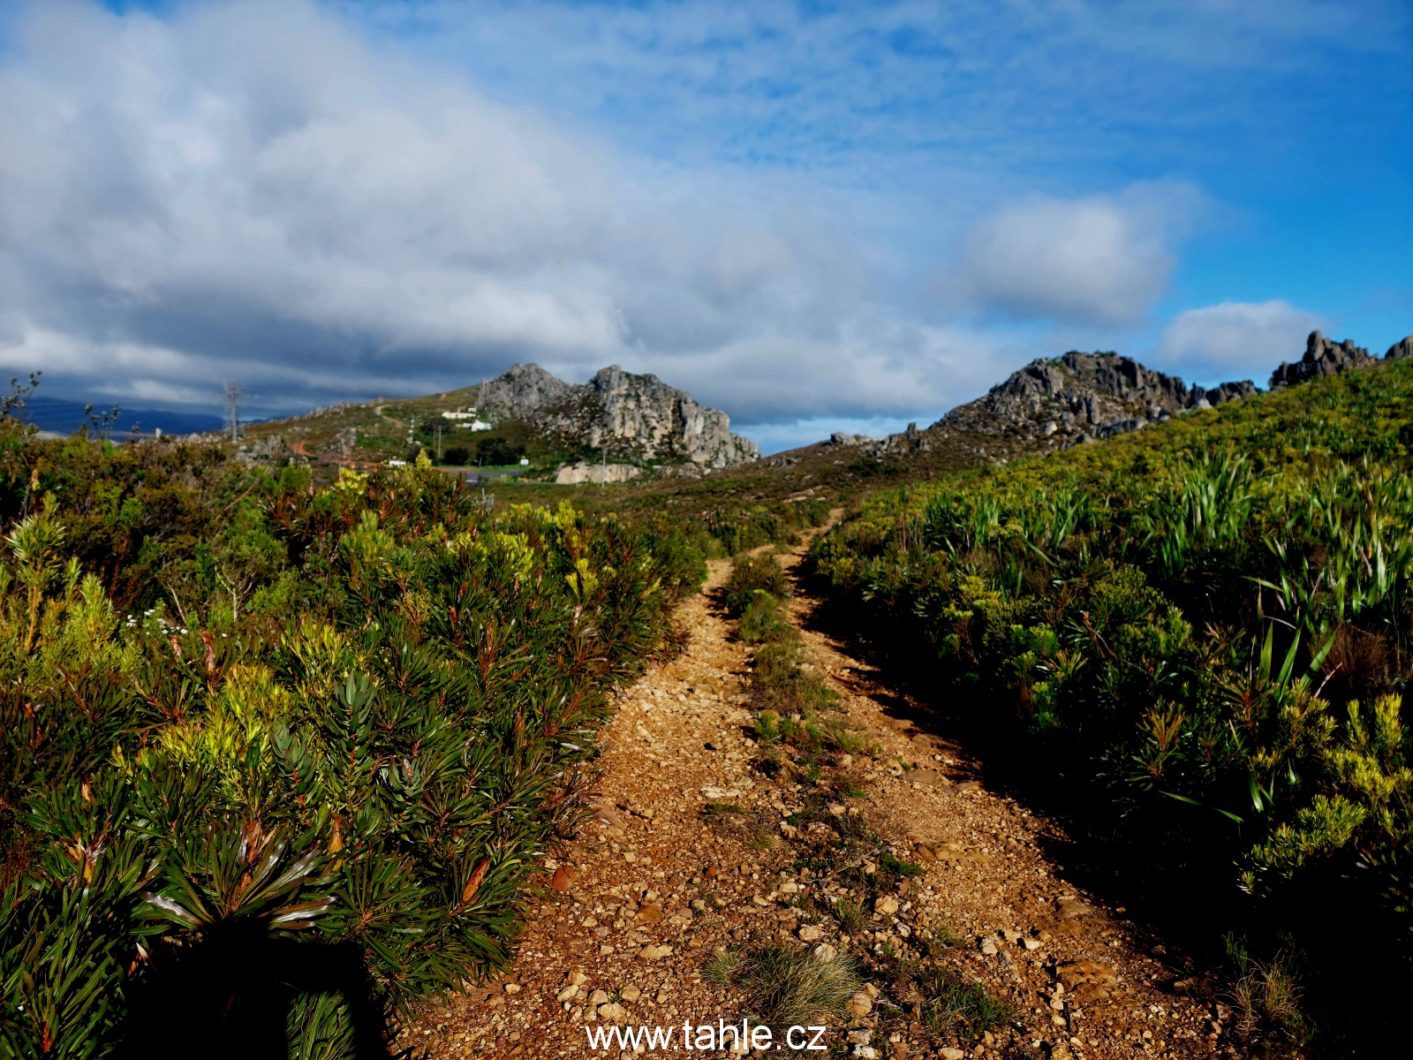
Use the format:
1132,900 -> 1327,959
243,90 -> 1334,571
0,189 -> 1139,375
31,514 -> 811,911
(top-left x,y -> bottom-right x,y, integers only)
153,664 -> 294,804
1246,696 -> 1411,885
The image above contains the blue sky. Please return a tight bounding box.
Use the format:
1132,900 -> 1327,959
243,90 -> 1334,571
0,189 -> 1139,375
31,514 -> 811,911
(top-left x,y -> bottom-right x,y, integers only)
2,0 -> 1410,452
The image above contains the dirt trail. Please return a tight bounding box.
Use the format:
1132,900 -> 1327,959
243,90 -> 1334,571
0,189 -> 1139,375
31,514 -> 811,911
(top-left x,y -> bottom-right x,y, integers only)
406,528 -> 1227,1058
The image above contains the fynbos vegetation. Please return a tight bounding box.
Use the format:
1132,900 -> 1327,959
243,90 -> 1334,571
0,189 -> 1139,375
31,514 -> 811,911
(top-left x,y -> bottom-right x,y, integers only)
0,415 -> 709,1057
810,359 -> 1413,1046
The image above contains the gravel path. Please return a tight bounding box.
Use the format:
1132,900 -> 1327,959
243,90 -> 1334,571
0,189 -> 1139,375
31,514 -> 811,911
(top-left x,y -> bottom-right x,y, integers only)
403,529 -> 1234,1059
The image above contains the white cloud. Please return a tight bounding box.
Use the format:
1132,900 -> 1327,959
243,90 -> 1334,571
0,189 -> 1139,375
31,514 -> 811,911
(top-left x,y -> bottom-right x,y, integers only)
109,379 -> 217,407
637,316 -> 1012,426
1158,300 -> 1326,381
0,324 -> 192,379
954,183 -> 1207,325
1,0 -> 1394,435
0,0 -> 997,427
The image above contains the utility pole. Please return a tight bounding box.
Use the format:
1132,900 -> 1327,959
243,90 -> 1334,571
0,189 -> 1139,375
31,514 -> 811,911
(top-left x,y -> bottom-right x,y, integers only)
224,382 -> 242,443
435,423 -> 443,462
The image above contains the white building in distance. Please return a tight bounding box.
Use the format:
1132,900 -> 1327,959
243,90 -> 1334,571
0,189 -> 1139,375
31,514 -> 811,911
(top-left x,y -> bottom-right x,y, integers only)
441,409 -> 492,430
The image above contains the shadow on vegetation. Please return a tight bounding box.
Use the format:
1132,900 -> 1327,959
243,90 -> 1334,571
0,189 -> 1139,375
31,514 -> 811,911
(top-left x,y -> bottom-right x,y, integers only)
794,557 -> 1233,921
119,930 -> 397,1059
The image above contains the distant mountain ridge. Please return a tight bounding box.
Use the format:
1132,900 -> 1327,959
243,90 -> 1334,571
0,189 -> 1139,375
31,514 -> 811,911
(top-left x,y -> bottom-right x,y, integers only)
478,363 -> 759,468
14,395 -> 223,437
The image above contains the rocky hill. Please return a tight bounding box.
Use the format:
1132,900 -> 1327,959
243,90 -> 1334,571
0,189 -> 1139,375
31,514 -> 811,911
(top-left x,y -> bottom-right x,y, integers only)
833,330 -> 1410,465
475,363 -> 574,414
807,353 -> 1247,469
479,363 -> 758,469
825,350 -> 1256,465
937,351 -> 1256,448
238,361 -> 757,474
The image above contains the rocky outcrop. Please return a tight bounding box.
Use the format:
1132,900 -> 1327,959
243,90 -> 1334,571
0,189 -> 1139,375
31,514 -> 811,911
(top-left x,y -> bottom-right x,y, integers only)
826,350 -> 1258,465
477,363 -> 574,414
552,462 -> 643,485
1385,336 -> 1413,361
580,365 -> 757,467
936,351 -> 1255,447
1188,380 -> 1259,410
477,363 -> 758,469
824,329 -> 1407,470
1270,331 -> 1375,388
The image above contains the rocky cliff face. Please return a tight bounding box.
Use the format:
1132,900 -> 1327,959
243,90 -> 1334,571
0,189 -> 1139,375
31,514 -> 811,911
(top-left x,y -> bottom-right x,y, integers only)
477,363 -> 758,469
552,461 -> 643,485
1270,332 -> 1376,387
936,351 -> 1255,448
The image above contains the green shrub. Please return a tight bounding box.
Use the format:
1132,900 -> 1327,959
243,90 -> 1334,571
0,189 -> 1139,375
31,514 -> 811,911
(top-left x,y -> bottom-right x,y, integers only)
0,437 -> 706,1056
702,500 -> 830,555
724,552 -> 789,615
738,592 -> 792,644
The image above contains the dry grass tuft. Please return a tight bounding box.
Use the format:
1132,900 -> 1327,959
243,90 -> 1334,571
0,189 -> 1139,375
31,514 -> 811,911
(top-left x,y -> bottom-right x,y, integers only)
729,945 -> 860,1032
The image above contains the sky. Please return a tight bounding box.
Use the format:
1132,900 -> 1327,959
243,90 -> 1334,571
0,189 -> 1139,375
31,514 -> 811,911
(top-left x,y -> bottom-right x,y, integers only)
1,0 -> 1409,453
